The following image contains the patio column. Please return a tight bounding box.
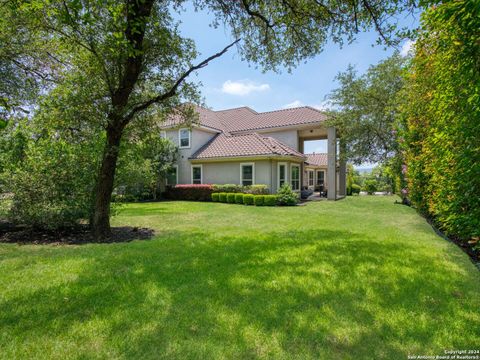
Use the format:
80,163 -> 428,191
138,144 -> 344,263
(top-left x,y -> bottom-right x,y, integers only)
339,140 -> 347,196
327,127 -> 337,200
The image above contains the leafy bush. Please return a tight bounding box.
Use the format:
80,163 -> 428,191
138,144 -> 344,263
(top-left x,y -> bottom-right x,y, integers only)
7,139 -> 99,230
227,193 -> 236,203
234,193 -> 244,204
277,183 -> 298,206
351,184 -> 361,195
218,192 -> 227,203
212,184 -> 242,193
243,194 -> 254,205
164,184 -> 213,201
254,195 -> 264,206
363,180 -> 377,195
244,185 -> 270,195
399,1 -> 480,241
264,195 -> 278,206
211,193 -> 220,202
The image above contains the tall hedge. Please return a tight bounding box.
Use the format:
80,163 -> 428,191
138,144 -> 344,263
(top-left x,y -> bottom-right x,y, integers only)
399,1 -> 480,241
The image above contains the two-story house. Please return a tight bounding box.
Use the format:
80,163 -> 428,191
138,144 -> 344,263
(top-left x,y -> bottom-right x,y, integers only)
160,105 -> 346,200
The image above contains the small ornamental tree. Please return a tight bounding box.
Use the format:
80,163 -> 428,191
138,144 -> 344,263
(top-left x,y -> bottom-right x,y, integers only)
277,183 -> 298,206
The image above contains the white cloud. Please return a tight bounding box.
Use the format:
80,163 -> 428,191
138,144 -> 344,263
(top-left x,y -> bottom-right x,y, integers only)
311,100 -> 334,111
221,79 -> 270,96
283,100 -> 304,109
400,39 -> 415,57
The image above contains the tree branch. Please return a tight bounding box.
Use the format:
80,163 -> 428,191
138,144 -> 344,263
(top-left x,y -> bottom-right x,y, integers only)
361,0 -> 388,44
124,38 -> 240,122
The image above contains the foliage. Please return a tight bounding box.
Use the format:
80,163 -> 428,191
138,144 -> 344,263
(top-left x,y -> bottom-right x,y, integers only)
264,195 -> 278,206
243,194 -> 254,205
115,134 -> 178,201
327,53 -> 406,164
164,184 -> 213,201
212,184 -> 269,195
218,193 -> 228,203
227,193 -> 236,204
254,195 -> 264,206
363,180 -> 378,195
234,193 -> 244,204
211,193 -> 219,202
399,0 -> 480,241
351,184 -> 361,195
276,183 -> 298,206
7,138 -> 100,229
346,163 -> 361,195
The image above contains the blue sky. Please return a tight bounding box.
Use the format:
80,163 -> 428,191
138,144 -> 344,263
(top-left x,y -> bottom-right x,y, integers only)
175,6 -> 417,156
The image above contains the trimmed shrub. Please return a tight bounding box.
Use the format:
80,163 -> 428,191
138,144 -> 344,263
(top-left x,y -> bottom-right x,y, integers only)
277,183 -> 298,206
235,193 -> 244,204
351,184 -> 361,195
264,195 -> 278,206
211,193 -> 220,202
243,194 -> 254,205
227,193 -> 236,203
254,195 -> 264,206
212,184 -> 242,193
363,180 -> 377,195
219,192 -> 228,203
244,184 -> 270,195
164,184 -> 213,201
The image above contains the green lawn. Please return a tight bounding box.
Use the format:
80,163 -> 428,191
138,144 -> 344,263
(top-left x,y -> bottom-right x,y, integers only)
0,197 -> 479,359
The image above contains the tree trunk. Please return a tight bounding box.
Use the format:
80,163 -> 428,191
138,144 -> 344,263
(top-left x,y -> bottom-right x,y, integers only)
92,123 -> 124,240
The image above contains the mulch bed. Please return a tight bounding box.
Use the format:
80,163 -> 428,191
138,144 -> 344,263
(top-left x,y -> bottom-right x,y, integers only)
0,220 -> 154,245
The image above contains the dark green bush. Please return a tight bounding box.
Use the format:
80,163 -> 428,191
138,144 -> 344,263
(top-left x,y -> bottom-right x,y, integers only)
363,180 -> 377,195
351,184 -> 361,195
227,193 -> 236,203
254,195 -> 264,206
219,192 -> 228,203
264,195 -> 278,206
243,194 -> 254,205
235,193 -> 244,204
277,183 -> 298,206
211,193 -> 220,202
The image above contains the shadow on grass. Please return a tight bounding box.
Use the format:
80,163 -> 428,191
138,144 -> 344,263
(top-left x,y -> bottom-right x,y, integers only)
1,228 -> 479,359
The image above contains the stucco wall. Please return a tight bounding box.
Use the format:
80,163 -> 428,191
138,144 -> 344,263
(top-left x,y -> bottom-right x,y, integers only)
163,127 -> 217,184
201,160 -> 273,190
260,129 -> 299,150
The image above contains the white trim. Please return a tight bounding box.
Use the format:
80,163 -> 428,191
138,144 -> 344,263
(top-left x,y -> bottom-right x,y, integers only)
291,164 -> 300,191
179,128 -> 191,149
166,165 -> 178,186
308,169 -> 314,187
160,130 -> 167,139
277,162 -> 287,189
191,164 -> 202,184
240,162 -> 255,186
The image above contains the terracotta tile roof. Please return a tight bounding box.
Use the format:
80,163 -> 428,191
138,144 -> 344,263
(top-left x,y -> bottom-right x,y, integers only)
190,133 -> 306,160
161,105 -> 327,133
305,153 -> 328,167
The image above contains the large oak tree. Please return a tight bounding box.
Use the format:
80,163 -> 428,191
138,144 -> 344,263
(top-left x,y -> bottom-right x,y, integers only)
1,0 -> 418,239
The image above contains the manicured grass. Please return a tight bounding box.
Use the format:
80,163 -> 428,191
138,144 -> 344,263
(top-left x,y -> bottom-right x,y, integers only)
0,196 -> 479,359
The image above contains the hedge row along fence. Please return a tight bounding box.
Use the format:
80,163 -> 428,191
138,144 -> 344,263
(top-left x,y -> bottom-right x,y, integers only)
212,193 -> 278,206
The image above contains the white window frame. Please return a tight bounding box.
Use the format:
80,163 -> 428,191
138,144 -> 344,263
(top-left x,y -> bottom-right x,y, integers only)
277,162 -> 288,189
165,165 -> 178,186
291,164 -> 300,191
308,170 -> 314,187
160,130 -> 167,139
191,164 -> 202,184
316,170 -> 325,186
240,163 -> 255,186
179,128 -> 191,149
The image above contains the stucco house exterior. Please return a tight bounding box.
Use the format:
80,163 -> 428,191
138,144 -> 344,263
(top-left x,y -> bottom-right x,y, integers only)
160,105 -> 346,200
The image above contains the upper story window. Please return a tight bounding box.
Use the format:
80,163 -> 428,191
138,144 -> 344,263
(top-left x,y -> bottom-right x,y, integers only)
179,128 -> 191,148
241,163 -> 254,186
